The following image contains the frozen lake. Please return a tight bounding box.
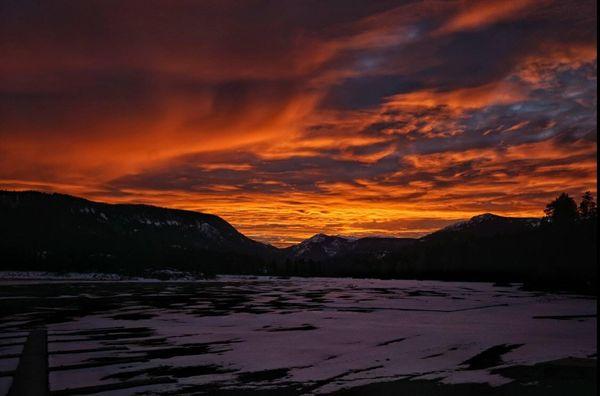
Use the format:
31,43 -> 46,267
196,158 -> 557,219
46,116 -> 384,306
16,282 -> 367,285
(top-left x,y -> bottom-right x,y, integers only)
0,276 -> 596,395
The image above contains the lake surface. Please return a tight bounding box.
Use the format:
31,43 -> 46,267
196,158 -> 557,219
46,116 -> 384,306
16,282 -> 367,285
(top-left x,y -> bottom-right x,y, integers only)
0,276 -> 596,395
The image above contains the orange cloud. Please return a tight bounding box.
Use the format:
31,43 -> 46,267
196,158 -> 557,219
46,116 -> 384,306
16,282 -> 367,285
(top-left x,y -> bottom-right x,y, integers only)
436,0 -> 542,35
387,81 -> 528,109
0,0 -> 596,246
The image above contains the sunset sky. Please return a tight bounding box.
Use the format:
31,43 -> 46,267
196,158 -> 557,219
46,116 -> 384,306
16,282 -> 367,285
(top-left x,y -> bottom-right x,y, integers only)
0,0 -> 597,246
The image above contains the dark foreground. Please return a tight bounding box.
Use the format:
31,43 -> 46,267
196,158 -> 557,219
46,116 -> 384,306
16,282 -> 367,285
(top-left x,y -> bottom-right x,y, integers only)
0,277 -> 596,395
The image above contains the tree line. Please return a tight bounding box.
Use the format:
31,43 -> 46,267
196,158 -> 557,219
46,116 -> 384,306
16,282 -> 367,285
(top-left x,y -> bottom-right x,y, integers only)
544,191 -> 596,223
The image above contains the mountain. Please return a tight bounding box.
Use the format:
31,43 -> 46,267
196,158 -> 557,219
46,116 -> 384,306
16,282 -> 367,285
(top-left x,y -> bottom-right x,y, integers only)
0,190 -> 548,272
1,190 -> 596,293
282,213 -> 542,263
284,234 -> 352,261
278,212 -> 596,293
284,234 -> 415,262
423,213 -> 541,240
0,190 -> 276,275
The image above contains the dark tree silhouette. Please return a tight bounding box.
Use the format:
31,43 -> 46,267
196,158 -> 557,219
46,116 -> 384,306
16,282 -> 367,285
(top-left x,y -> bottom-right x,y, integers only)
579,191 -> 597,219
544,193 -> 579,224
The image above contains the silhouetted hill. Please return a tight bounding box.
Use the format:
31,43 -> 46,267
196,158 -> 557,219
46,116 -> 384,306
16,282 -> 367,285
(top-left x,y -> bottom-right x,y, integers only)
423,213 -> 541,240
402,214 -> 596,293
277,213 -> 596,293
0,190 -> 277,275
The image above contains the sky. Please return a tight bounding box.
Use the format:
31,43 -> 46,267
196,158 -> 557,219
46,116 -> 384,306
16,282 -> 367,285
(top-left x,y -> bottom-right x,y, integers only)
0,0 -> 597,246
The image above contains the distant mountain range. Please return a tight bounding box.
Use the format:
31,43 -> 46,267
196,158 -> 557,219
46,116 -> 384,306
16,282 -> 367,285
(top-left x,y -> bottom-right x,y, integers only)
284,213 -> 542,263
0,190 -> 596,292
0,190 -> 539,265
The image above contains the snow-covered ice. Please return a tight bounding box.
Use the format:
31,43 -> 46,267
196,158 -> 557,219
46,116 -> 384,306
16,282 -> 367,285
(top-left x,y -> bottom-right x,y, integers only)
0,276 -> 595,394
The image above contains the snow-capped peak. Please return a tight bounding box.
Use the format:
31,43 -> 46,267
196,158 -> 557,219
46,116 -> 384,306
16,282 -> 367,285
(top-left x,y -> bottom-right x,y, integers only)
469,213 -> 501,223
440,212 -> 542,234
306,233 -> 330,243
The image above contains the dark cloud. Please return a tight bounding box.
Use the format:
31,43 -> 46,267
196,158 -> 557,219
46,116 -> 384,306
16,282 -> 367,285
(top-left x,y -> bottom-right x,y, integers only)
0,69 -> 161,135
110,151 -> 404,195
321,74 -> 423,110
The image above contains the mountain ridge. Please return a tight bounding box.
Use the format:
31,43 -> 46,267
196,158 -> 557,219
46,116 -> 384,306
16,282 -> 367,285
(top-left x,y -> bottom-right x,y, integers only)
3,190 -> 545,252
0,190 -> 277,275
1,190 -> 596,294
